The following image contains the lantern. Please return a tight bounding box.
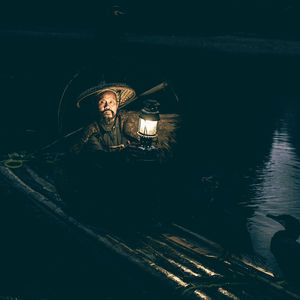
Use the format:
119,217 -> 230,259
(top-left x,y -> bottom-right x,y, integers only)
138,100 -> 160,148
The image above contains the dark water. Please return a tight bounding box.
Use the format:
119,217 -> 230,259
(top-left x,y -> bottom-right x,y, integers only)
177,96 -> 300,277
245,101 -> 300,273
178,97 -> 300,276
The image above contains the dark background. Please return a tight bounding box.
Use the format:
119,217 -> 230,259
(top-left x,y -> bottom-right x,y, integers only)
2,1 -> 300,38
1,1 -> 300,299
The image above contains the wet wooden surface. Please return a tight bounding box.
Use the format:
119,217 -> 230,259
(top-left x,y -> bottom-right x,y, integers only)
1,161 -> 300,299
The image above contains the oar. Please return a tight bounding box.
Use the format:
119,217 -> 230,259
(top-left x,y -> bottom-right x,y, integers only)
121,81 -> 169,108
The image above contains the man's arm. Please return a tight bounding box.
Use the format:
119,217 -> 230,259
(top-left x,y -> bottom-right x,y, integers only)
68,123 -> 99,156
84,135 -> 105,152
83,135 -> 125,168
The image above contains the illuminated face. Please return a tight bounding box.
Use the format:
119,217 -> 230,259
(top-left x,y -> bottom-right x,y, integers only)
98,91 -> 118,119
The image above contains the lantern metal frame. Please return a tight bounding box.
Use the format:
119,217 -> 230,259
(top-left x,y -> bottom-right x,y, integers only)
137,99 -> 160,149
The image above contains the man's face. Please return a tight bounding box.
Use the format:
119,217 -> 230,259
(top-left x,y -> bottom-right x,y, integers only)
98,92 -> 118,121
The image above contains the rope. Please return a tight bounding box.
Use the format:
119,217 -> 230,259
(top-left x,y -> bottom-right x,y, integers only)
0,154 -> 30,169
0,152 -> 63,169
2,159 -> 27,169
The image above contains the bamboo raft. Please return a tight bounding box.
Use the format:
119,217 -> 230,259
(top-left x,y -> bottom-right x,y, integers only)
1,157 -> 300,300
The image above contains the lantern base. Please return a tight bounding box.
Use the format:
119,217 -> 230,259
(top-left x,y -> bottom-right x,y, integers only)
126,142 -> 160,164
139,136 -> 155,149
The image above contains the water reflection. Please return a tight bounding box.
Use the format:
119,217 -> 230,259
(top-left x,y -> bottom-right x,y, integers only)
248,103 -> 300,274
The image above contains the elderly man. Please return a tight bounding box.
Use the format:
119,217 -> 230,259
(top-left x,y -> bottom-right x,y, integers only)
84,90 -> 129,153
63,83 -> 140,224
64,82 -> 180,228
69,83 -> 139,164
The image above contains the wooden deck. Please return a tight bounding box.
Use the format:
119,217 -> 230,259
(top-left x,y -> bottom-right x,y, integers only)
1,161 -> 300,300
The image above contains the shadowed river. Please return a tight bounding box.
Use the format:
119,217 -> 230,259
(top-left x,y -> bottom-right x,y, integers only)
245,101 -> 300,274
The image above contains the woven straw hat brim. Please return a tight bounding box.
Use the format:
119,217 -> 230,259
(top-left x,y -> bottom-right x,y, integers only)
76,83 -> 136,108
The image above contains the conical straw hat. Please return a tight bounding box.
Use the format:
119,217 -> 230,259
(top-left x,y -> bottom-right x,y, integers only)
76,82 -> 136,108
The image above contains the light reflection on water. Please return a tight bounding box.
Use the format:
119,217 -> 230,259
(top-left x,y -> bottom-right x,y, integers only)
247,114 -> 300,273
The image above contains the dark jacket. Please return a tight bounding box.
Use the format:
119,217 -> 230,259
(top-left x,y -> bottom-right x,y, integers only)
69,110 -> 139,155
69,110 -> 181,162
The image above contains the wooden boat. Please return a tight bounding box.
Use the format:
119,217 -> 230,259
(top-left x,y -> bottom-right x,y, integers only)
1,154 -> 300,300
